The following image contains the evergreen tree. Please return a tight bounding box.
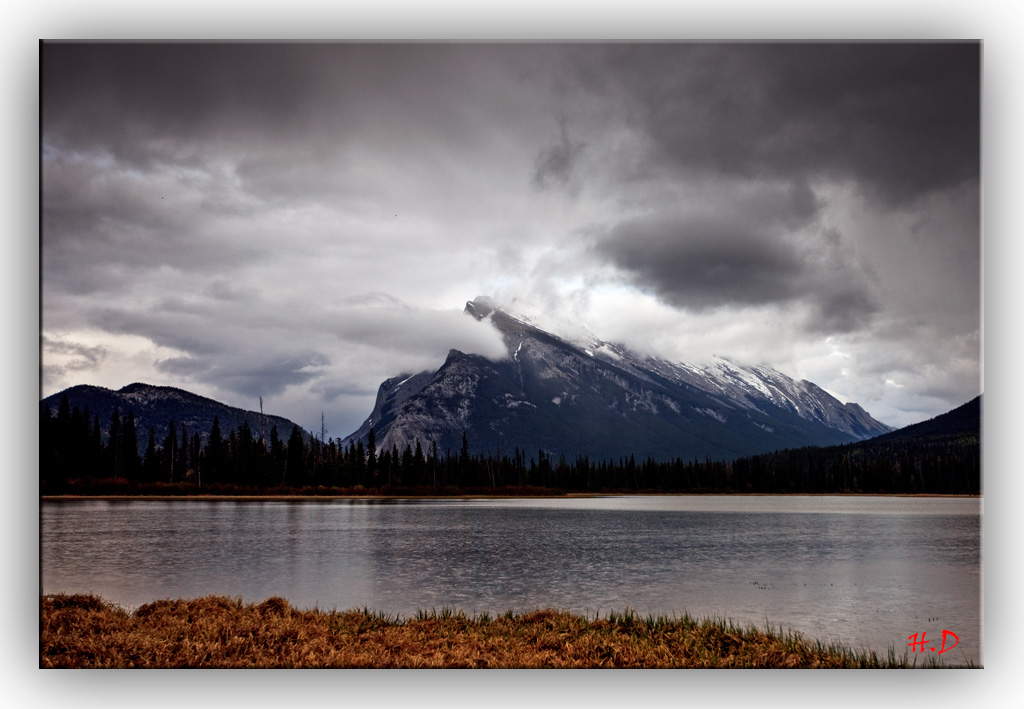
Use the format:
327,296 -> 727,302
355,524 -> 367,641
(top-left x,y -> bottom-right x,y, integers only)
55,395 -> 71,453
366,427 -> 377,478
205,416 -> 225,484
413,440 -> 425,485
106,406 -> 122,478
68,405 -> 90,478
40,403 -> 61,489
191,432 -> 203,487
226,429 -> 239,484
285,425 -> 306,487
163,420 -> 178,483
269,425 -> 285,483
380,449 -> 393,487
401,444 -> 414,486
88,414 -> 103,479
459,432 -> 470,484
180,425 -> 190,479
237,421 -> 254,485
429,439 -> 439,487
143,427 -> 159,482
121,411 -> 140,481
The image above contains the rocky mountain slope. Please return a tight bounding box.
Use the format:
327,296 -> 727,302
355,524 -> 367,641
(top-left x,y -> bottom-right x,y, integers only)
344,298 -> 892,462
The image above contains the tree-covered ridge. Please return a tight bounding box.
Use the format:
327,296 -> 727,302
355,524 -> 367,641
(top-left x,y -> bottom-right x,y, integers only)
39,383 -> 307,456
40,393 -> 980,496
869,395 -> 979,444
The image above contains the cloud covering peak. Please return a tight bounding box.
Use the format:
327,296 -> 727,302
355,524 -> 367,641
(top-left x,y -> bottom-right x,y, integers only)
42,42 -> 980,433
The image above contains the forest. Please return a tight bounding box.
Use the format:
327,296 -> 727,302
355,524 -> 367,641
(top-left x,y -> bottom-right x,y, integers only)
39,394 -> 980,496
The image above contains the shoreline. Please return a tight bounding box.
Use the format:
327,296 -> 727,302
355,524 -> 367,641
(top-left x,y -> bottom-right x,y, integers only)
42,593 -> 972,669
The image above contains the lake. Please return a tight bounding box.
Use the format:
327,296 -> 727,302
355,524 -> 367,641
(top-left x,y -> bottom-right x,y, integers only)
40,495 -> 982,664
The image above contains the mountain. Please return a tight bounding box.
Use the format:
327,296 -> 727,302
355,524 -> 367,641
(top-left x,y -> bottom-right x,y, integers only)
41,383 -> 306,454
871,395 -> 980,444
344,297 -> 893,462
718,395 -> 981,494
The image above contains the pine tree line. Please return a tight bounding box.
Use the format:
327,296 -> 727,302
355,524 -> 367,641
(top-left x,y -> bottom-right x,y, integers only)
40,394 -> 980,496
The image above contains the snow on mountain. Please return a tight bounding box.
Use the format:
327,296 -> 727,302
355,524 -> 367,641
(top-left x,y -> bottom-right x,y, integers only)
344,298 -> 892,461
470,297 -> 890,441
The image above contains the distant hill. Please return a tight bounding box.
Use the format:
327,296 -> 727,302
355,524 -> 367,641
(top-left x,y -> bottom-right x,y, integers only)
871,396 -> 980,444
41,383 -> 307,453
718,395 -> 981,494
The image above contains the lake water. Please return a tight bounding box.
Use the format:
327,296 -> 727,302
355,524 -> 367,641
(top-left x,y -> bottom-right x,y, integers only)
40,495 -> 982,665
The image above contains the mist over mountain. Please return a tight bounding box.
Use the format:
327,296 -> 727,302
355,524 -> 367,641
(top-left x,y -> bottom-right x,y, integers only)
343,298 -> 893,462
39,299 -> 898,465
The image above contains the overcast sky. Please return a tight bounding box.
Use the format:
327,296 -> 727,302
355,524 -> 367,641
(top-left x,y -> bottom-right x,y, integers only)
41,42 -> 981,434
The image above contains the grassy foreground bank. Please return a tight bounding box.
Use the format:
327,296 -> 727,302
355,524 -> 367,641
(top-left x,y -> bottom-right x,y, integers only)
40,594 -> 943,669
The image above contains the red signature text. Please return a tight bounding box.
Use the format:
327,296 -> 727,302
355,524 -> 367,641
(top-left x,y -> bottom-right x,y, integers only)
907,630 -> 959,655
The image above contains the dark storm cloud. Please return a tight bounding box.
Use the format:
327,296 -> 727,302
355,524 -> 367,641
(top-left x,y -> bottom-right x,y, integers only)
156,352 -> 330,399
576,44 -> 976,338
594,43 -> 980,206
808,279 -> 879,334
41,42 -> 538,171
532,116 -> 586,190
594,203 -> 879,333
42,153 -> 265,295
597,214 -> 803,308
89,305 -> 223,357
73,290 -> 506,413
41,335 -> 107,362
41,43 -> 326,165
80,299 -> 337,400
38,42 -> 980,430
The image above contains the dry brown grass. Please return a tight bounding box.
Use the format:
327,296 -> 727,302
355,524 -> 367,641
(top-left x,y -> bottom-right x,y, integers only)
41,594 -> 925,669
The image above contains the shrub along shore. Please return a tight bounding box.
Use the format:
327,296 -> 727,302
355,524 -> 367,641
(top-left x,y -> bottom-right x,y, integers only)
40,593 -> 963,669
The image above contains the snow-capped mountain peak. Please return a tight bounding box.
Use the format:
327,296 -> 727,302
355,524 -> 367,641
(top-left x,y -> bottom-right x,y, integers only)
344,298 -> 892,460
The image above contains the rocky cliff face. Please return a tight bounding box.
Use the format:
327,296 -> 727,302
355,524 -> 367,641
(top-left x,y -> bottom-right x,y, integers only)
344,298 -> 892,462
